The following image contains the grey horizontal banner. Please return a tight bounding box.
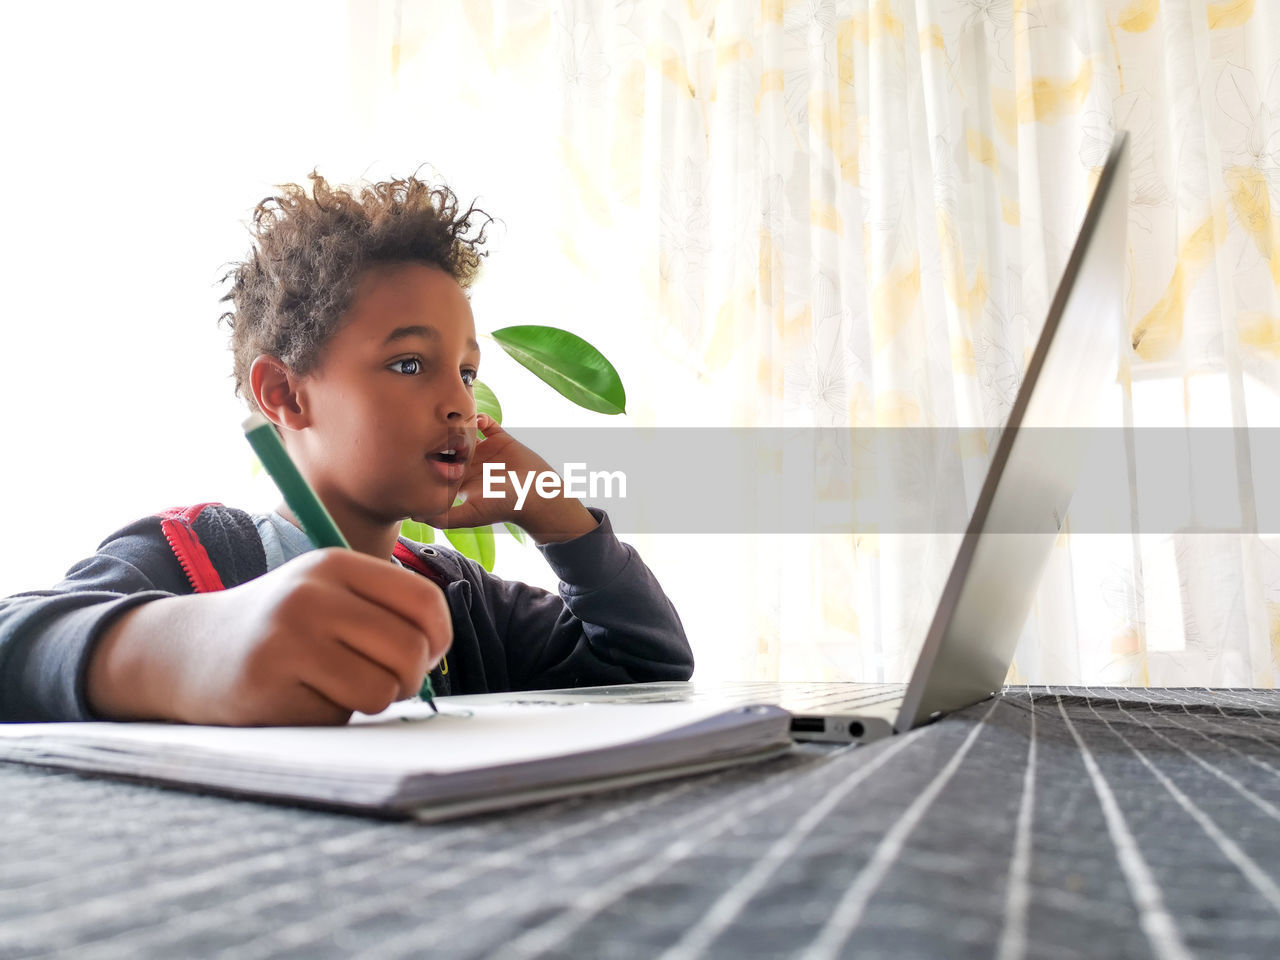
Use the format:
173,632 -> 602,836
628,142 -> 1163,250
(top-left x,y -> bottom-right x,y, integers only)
446,428 -> 1280,535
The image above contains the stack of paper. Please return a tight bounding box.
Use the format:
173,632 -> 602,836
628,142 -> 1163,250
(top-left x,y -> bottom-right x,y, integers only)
0,699 -> 792,820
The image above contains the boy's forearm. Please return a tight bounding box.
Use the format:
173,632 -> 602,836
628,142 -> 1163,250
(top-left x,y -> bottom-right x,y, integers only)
86,597 -> 194,721
519,498 -> 599,544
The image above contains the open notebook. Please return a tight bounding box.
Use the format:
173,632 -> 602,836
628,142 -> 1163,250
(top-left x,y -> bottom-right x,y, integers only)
0,698 -> 791,821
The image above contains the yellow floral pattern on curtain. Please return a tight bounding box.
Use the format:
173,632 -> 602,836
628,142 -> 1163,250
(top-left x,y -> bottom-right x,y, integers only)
385,0 -> 1280,686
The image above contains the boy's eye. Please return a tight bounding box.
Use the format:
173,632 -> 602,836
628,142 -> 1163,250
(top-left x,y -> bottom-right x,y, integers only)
391,358 -> 421,376
461,369 -> 478,387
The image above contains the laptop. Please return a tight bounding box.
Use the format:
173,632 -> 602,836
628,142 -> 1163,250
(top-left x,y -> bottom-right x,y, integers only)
451,133 -> 1131,743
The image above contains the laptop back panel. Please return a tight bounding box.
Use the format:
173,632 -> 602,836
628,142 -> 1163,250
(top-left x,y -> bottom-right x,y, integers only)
894,134 -> 1130,732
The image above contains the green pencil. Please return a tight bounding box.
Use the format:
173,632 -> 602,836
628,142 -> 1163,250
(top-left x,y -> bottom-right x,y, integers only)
242,412 -> 438,712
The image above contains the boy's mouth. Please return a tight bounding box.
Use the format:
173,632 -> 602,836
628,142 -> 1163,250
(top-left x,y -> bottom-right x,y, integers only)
428,438 -> 471,482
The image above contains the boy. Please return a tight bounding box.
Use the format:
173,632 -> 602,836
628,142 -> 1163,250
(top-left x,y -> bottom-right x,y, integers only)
0,172 -> 692,725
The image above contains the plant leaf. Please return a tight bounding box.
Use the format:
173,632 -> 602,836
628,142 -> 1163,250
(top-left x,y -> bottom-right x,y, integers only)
399,519 -> 434,544
443,526 -> 478,562
491,325 -> 626,415
472,379 -> 503,424
474,523 -> 496,569
504,522 -> 528,545
444,524 -> 497,571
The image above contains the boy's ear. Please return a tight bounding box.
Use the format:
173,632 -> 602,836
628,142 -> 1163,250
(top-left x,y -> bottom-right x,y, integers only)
249,355 -> 309,430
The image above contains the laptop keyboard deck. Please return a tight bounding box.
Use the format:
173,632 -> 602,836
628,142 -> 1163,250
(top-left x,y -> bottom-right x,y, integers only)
492,681 -> 907,715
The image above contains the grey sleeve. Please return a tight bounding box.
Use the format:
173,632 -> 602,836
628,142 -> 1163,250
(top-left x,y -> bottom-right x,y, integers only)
0,520 -> 188,722
479,509 -> 694,689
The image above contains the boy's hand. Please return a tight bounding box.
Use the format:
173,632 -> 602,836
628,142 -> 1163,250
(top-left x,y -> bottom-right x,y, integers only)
418,413 -> 598,544
87,549 -> 452,726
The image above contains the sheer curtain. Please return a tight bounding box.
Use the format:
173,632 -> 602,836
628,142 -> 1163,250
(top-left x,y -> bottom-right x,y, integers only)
367,0 -> 1280,686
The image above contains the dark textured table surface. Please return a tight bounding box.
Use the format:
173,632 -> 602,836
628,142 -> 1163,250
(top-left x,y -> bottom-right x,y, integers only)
3,686 -> 1280,959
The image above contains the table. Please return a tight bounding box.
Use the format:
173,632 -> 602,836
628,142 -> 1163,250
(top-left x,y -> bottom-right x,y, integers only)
3,687 -> 1279,959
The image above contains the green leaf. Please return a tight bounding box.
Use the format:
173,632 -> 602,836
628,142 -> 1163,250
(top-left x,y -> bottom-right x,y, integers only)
504,522 -> 528,546
474,525 -> 496,570
442,526 -> 477,560
399,519 -> 434,544
491,325 -> 626,415
472,379 -> 503,424
443,524 -> 497,571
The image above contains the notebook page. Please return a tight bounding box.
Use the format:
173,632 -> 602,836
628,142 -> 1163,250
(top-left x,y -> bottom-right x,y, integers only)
0,699 -> 776,778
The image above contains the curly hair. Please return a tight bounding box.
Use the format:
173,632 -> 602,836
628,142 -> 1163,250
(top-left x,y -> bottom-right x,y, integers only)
219,169 -> 493,411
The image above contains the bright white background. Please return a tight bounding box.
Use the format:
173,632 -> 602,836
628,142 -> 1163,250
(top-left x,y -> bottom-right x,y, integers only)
0,1 -> 344,594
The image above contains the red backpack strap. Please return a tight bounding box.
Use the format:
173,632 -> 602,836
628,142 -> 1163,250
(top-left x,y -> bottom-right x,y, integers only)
158,504 -> 227,594
392,539 -> 450,589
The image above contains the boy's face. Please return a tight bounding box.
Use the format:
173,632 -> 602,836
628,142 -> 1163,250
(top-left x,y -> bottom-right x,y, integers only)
295,261 -> 480,526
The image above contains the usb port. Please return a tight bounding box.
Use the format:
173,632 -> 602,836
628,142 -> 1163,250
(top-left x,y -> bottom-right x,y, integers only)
790,717 -> 825,733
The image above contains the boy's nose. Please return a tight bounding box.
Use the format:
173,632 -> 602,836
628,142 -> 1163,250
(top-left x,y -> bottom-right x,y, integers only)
438,378 -> 475,421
